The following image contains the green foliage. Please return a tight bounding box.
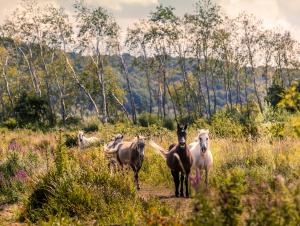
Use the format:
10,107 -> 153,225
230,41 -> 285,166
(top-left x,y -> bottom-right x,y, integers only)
138,113 -> 158,127
247,177 -> 300,225
266,83 -> 285,108
82,121 -> 99,133
142,198 -> 183,225
0,152 -> 28,204
278,82 -> 300,112
64,116 -> 81,127
188,188 -> 220,226
64,133 -> 78,148
23,156 -> 138,224
162,117 -> 175,130
14,93 -> 51,129
210,109 -> 243,138
2,117 -> 18,129
219,169 -> 246,226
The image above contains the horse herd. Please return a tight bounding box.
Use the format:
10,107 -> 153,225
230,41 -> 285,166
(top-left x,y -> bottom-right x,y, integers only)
77,124 -> 213,198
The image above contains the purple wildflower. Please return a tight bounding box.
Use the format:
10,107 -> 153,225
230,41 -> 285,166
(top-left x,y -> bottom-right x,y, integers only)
8,139 -> 23,152
190,168 -> 202,191
14,170 -> 28,181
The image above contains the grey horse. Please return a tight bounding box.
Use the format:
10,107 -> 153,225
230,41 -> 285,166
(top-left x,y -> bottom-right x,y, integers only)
105,135 -> 146,190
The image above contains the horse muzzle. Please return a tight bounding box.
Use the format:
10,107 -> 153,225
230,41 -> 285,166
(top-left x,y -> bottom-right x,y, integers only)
201,146 -> 207,153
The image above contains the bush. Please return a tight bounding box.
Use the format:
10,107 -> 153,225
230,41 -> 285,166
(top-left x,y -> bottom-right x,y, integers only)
187,188 -> 221,225
219,169 -> 246,226
0,152 -> 28,204
138,113 -> 158,127
192,118 -> 209,130
64,116 -> 81,127
2,118 -> 18,129
210,110 -> 243,138
14,93 -> 52,128
64,133 -> 78,148
83,122 -> 99,133
266,83 -> 285,108
22,158 -> 138,224
162,117 -> 175,130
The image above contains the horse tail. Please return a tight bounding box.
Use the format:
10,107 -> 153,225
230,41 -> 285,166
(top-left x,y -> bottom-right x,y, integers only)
149,140 -> 167,159
103,145 -> 119,154
174,153 -> 186,175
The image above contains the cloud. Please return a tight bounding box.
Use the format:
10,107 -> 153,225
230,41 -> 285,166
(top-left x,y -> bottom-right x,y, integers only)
83,0 -> 158,10
217,0 -> 300,40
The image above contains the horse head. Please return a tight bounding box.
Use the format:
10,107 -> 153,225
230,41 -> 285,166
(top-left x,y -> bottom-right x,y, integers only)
177,124 -> 187,148
78,131 -> 84,143
197,129 -> 209,153
136,135 -> 146,154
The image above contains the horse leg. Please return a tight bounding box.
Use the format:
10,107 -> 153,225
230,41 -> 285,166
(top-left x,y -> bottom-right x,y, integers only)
180,173 -> 184,197
134,171 -> 140,190
185,172 -> 190,198
205,168 -> 208,189
171,170 -> 180,197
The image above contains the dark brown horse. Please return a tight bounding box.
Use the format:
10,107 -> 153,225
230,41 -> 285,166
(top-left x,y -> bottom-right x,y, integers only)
150,124 -> 193,197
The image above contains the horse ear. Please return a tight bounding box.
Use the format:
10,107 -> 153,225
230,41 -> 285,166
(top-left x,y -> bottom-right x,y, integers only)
121,134 -> 124,139
206,129 -> 209,134
177,123 -> 180,130
184,124 -> 188,130
137,135 -> 140,139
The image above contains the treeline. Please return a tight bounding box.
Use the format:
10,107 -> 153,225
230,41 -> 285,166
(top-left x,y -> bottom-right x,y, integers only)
0,0 -> 299,128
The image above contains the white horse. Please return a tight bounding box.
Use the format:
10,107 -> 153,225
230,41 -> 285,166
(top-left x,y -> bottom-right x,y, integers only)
78,130 -> 100,149
189,129 -> 213,188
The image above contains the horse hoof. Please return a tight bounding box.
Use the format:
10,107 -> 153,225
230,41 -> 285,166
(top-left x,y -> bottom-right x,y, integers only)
180,193 -> 184,197
175,193 -> 179,197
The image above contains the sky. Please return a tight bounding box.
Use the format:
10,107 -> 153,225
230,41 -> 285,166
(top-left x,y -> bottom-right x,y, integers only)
0,0 -> 300,41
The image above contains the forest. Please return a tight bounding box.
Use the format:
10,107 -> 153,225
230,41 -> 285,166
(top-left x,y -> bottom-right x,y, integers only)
0,0 -> 300,225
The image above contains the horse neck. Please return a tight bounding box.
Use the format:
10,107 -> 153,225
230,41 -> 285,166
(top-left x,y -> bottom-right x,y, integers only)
176,144 -> 188,156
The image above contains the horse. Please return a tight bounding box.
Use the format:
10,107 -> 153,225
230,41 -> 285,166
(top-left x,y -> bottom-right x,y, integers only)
77,130 -> 100,149
189,129 -> 213,188
104,135 -> 146,190
150,124 -> 193,198
103,134 -> 124,151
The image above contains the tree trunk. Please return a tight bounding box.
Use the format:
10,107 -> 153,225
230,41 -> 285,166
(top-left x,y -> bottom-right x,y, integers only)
2,56 -> 14,112
65,54 -> 102,122
142,47 -> 153,114
39,45 -> 55,125
18,46 -> 41,96
119,51 -> 137,124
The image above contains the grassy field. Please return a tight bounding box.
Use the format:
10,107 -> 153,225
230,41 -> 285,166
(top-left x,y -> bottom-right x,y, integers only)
0,124 -> 299,225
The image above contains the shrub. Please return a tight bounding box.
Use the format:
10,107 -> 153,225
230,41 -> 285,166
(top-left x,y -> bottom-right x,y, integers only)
14,93 -> 52,128
265,83 -> 285,108
192,118 -> 209,130
2,117 -> 18,129
162,117 -> 175,130
187,188 -> 221,225
64,116 -> 81,127
138,113 -> 158,127
219,169 -> 246,226
64,133 -> 78,148
0,152 -> 28,204
22,159 -> 138,224
83,122 -> 99,133
210,110 -> 243,138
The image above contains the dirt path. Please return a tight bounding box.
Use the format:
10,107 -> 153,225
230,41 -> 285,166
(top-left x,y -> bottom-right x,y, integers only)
138,183 -> 194,218
0,204 -> 25,226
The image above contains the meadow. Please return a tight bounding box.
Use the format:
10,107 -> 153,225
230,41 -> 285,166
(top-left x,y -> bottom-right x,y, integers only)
0,115 -> 299,225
